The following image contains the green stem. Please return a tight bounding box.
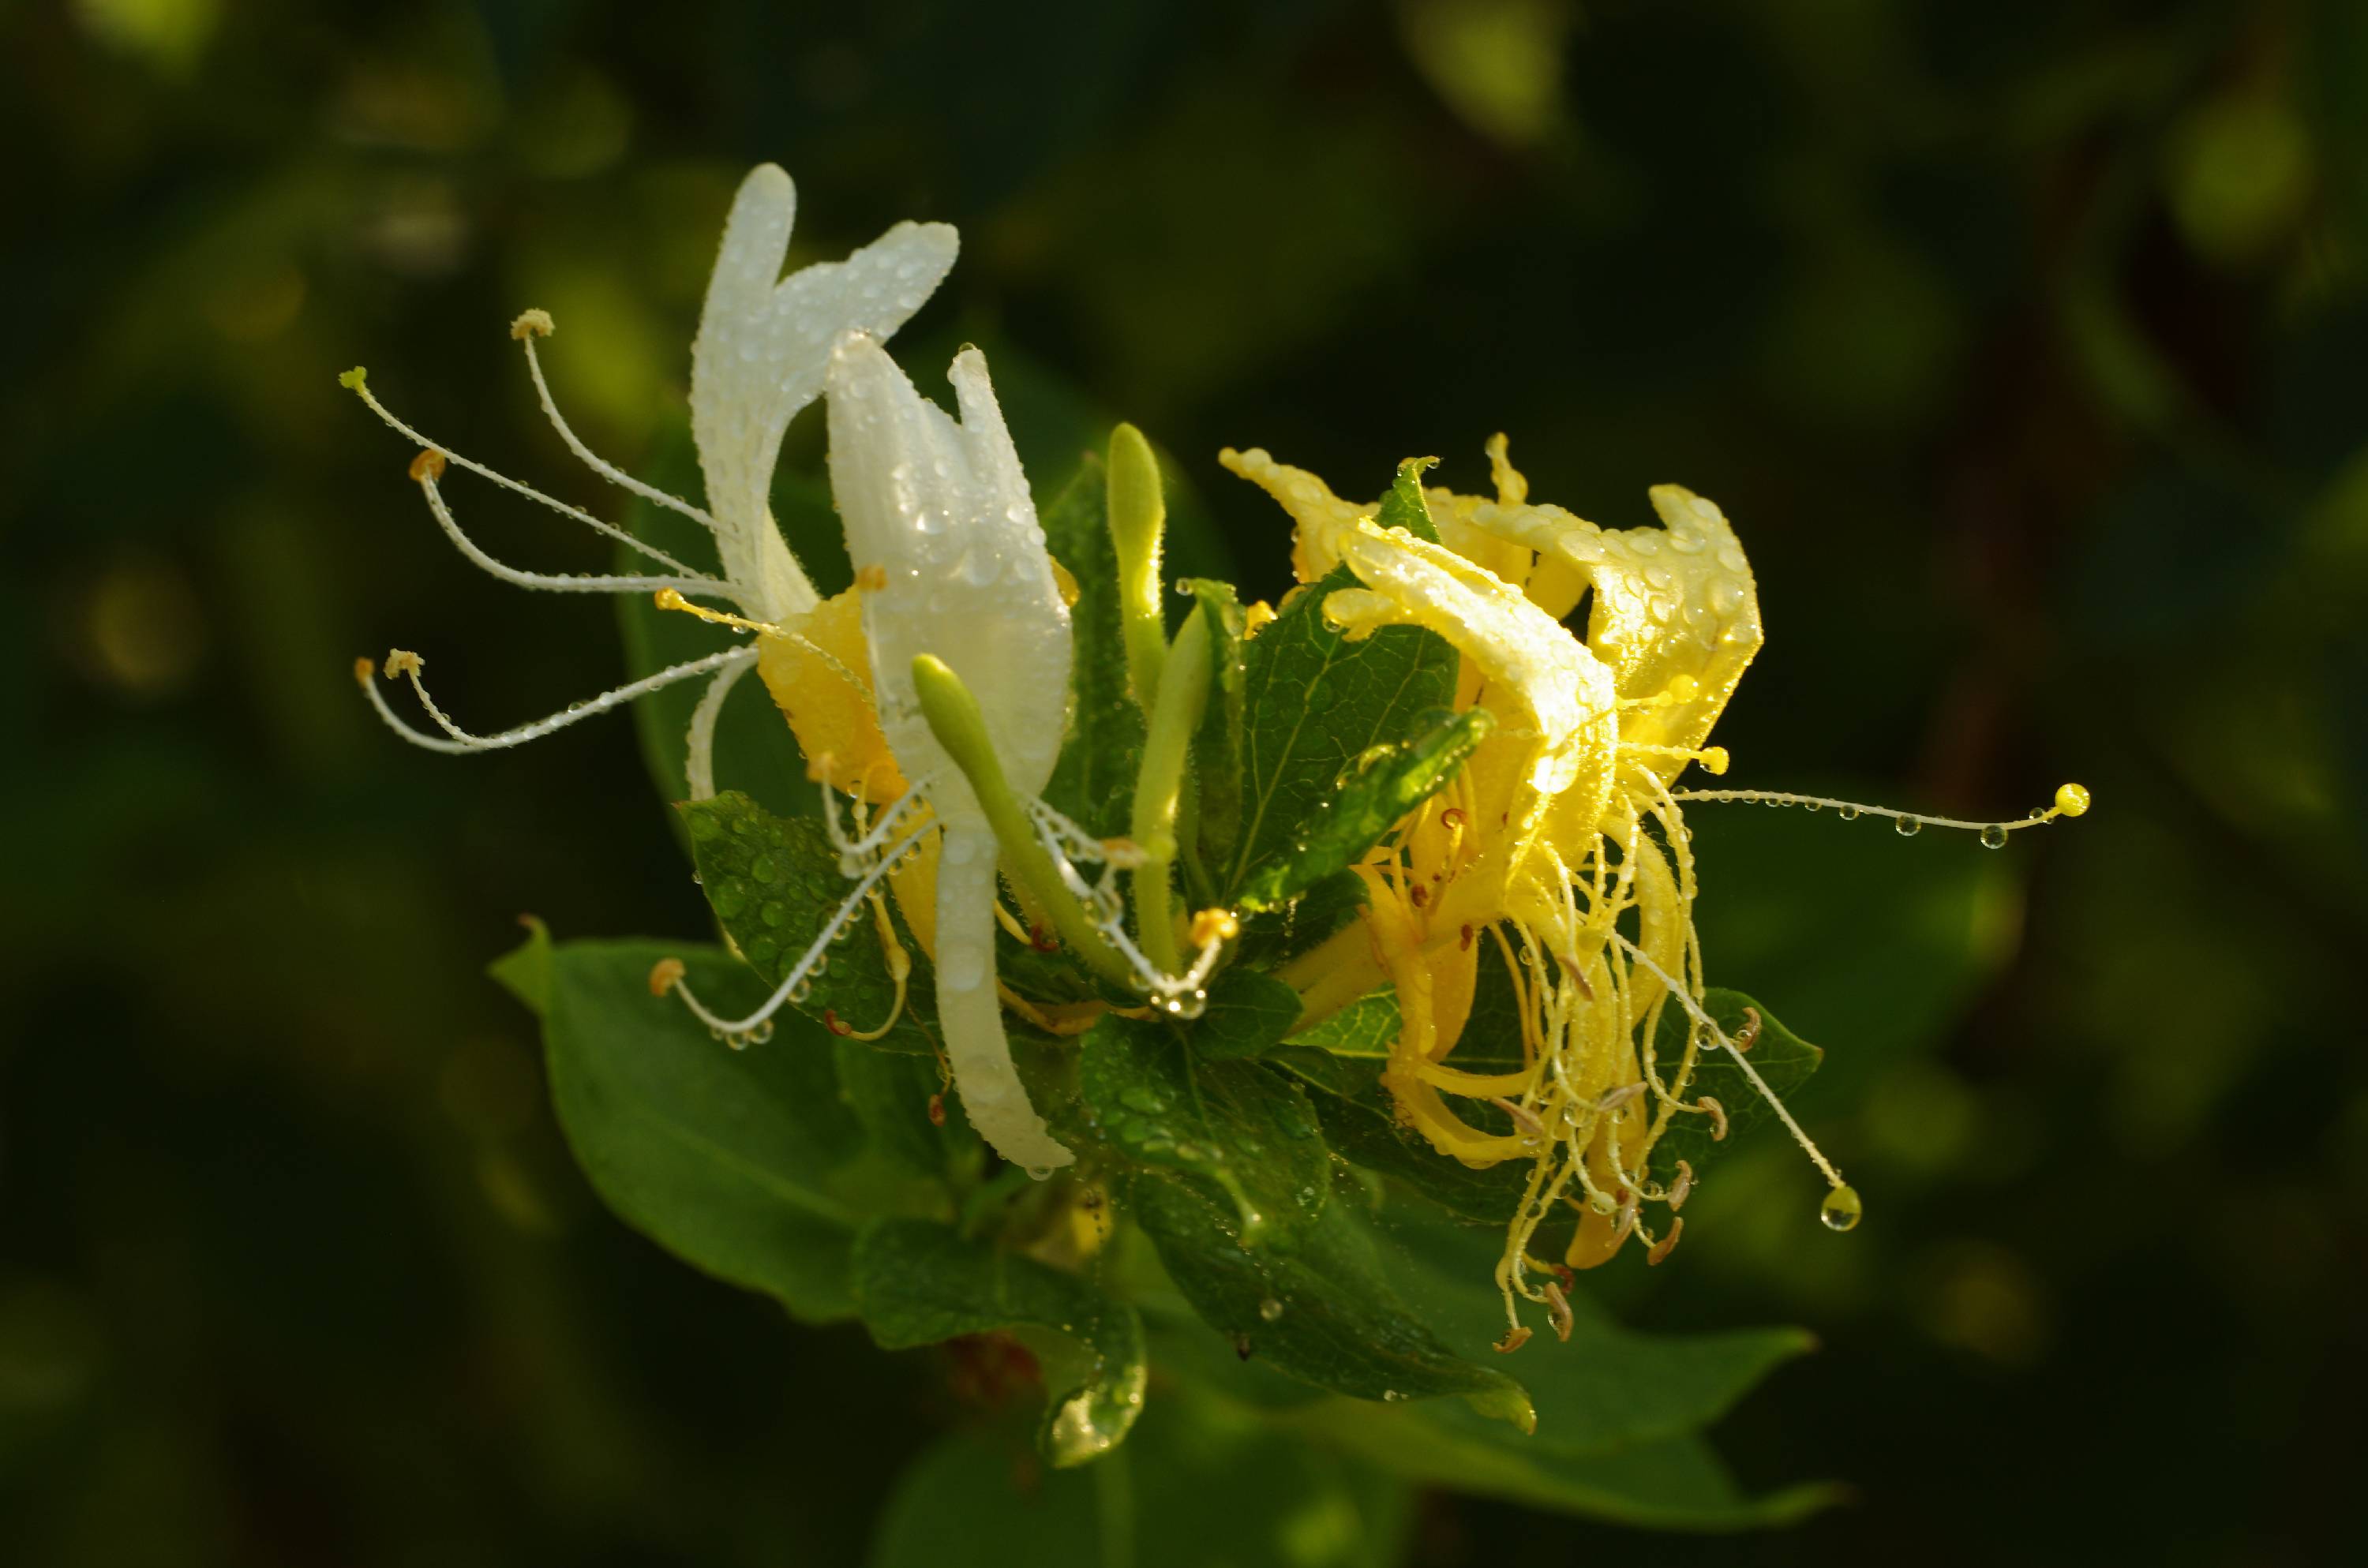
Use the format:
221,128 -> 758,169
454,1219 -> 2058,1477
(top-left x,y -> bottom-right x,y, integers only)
1107,422 -> 1169,713
1130,608 -> 1211,976
908,656 -> 1133,990
1094,1440 -> 1136,1568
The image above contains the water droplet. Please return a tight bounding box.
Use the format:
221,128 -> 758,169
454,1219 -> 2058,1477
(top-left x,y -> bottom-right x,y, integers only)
1028,1165 -> 1054,1181
1819,1184 -> 1864,1232
787,979 -> 811,1004
1979,824 -> 2008,849
1894,816 -> 1922,837
1258,1297 -> 1284,1323
1381,1389 -> 1407,1403
1837,805 -> 1860,822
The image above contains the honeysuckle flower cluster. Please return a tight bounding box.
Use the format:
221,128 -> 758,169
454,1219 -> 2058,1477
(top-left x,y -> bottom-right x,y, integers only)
345,162 -> 2089,1352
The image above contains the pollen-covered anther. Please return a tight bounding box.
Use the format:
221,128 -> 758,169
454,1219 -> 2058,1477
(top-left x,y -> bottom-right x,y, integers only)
382,649 -> 423,679
1100,836 -> 1148,870
1647,1215 -> 1685,1267
1595,1080 -> 1646,1113
926,1092 -> 947,1127
1541,1280 -> 1574,1342
409,448 -> 448,483
1493,1326 -> 1533,1354
1669,1158 -> 1695,1211
1732,1007 -> 1762,1053
1699,1095 -> 1729,1141
822,1009 -> 853,1038
1188,908 -> 1239,946
2055,781 -> 2092,818
1699,746 -> 1730,776
509,308 -> 554,340
1491,1097 -> 1548,1141
647,957 -> 686,997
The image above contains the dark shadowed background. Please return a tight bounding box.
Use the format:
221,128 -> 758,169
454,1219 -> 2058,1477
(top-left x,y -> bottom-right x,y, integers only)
6,0 -> 2364,1563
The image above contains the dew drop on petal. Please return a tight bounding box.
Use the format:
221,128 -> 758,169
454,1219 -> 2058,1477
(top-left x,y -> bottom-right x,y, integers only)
1819,1184 -> 1864,1232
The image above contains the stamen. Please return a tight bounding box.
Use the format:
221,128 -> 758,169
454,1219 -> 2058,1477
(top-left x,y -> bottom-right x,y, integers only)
652,587 -> 782,638
342,368 -> 713,579
512,315 -> 721,534
647,958 -> 686,997
1540,1279 -> 1574,1342
358,644 -> 755,755
1493,1327 -> 1533,1354
1647,1215 -> 1684,1266
1612,932 -> 1847,1193
668,818 -> 932,1042
1672,781 -> 2092,841
411,458 -> 733,601
684,654 -> 755,801
833,892 -> 912,1042
1699,1096 -> 1729,1140
1669,1158 -> 1695,1211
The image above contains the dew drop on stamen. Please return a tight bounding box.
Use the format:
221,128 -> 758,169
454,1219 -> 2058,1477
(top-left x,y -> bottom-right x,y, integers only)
1980,824 -> 2008,848
1258,1297 -> 1284,1323
1819,1184 -> 1864,1232
1894,815 -> 1923,837
1837,805 -> 1860,821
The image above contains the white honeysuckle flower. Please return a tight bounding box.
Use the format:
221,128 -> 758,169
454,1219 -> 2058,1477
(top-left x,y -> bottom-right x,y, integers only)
346,163 -> 957,799
827,332 -> 1077,1173
663,333 -> 1088,1173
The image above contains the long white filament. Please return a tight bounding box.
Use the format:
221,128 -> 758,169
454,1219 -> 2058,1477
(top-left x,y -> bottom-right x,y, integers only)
670,817 -> 934,1039
1606,930 -> 1846,1192
350,374 -> 710,578
363,646 -> 755,755
416,470 -> 735,601
517,330 -> 722,536
684,654 -> 755,800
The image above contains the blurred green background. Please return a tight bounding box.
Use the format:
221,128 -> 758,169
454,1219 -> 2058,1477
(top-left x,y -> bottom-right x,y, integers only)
6,0 -> 2365,1562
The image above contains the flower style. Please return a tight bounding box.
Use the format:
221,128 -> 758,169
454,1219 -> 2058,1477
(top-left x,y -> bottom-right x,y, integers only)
342,163 -> 956,799
1223,439 -> 2088,1342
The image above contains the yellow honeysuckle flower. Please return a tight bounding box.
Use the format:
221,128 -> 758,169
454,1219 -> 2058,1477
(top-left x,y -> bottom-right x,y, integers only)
1222,437 -> 2087,1342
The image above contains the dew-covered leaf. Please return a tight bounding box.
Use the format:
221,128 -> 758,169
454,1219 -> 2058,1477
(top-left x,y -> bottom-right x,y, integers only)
1234,868 -> 1367,971
677,790 -> 939,1056
1080,1016 -> 1328,1247
1224,563 -> 1459,900
852,1218 -> 1146,1467
1235,706 -> 1491,911
1130,1174 -> 1533,1431
1192,967 -> 1303,1061
1270,1048 -> 1530,1225
1374,457 -> 1441,543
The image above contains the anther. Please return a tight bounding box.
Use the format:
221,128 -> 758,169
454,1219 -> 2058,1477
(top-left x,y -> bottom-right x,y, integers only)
1459,924 -> 1475,951
509,308 -> 554,340
1493,1327 -> 1533,1354
926,1092 -> 947,1127
856,564 -> 890,592
822,1009 -> 853,1038
1699,1095 -> 1729,1140
1731,1007 -> 1762,1053
1669,1158 -> 1695,1211
647,957 -> 686,998
1595,1081 -> 1645,1113
409,449 -> 448,483
1440,807 -> 1467,829
1647,1216 -> 1685,1266
1541,1280 -> 1574,1342
1029,923 -> 1060,954
1188,907 -> 1238,946
2055,781 -> 2091,818
350,656 -> 375,684
1489,1097 -> 1548,1140
383,649 -> 423,679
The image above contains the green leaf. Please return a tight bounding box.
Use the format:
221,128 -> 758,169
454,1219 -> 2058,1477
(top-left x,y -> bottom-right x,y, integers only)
528,937 -> 882,1323
1644,988 -> 1824,1186
1224,563 -> 1459,900
677,790 -> 939,1056
1079,1017 -> 1328,1247
836,1041 -> 983,1181
1131,1176 -> 1533,1431
852,1218 -> 1146,1467
487,915 -> 554,1018
1040,454 -> 1146,839
1267,1210 -> 1833,1528
1235,706 -> 1492,911
1373,456 -> 1442,543
1289,987 -> 1401,1058
1271,1048 -> 1531,1225
1192,968 -> 1304,1061
1180,577 -> 1249,881
1234,867 -> 1367,971
867,1393 -> 1411,1568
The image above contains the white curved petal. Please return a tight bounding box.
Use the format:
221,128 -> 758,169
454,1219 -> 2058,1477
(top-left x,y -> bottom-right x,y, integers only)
691,164 -> 960,623
824,334 -> 1072,818
934,829 -> 1074,1172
